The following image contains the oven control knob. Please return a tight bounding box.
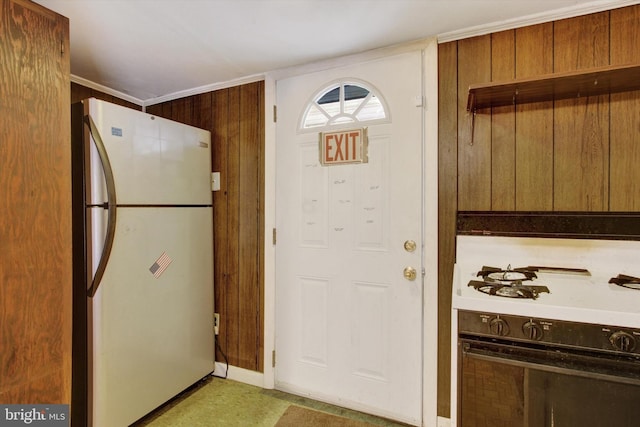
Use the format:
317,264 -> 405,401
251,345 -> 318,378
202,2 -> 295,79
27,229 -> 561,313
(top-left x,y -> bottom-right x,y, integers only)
489,317 -> 509,336
610,331 -> 636,352
522,321 -> 543,341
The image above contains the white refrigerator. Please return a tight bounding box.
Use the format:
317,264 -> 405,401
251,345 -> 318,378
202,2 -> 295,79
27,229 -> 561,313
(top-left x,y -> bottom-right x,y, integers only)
71,98 -> 214,427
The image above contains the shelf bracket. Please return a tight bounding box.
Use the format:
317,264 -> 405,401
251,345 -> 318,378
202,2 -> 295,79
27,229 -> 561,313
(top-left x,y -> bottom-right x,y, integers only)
469,109 -> 476,146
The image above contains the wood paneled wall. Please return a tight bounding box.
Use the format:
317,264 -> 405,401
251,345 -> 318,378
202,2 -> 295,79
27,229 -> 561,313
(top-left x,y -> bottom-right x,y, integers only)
438,5 -> 640,417
1,0 -> 71,404
147,82 -> 266,372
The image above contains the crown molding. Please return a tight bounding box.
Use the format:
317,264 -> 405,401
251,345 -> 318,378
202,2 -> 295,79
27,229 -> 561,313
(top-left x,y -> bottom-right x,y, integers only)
71,74 -> 144,106
72,73 -> 266,108
437,0 -> 640,43
143,74 -> 265,107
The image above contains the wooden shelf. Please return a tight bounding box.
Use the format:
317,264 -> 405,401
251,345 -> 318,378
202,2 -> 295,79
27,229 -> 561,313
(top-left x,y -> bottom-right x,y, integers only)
467,63 -> 640,112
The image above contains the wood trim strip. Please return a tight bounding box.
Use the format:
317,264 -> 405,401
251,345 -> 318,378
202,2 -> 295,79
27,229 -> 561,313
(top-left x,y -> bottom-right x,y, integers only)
457,211 -> 640,240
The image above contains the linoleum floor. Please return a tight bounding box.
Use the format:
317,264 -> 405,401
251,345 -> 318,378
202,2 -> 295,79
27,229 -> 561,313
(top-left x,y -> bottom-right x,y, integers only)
133,376 -> 410,427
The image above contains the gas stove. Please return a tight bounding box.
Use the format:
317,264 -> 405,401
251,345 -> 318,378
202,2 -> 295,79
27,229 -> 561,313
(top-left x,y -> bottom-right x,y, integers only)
451,213 -> 640,427
453,235 -> 640,328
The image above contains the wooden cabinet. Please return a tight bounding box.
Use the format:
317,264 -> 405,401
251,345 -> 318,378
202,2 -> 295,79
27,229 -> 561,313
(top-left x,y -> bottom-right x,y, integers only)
0,0 -> 71,404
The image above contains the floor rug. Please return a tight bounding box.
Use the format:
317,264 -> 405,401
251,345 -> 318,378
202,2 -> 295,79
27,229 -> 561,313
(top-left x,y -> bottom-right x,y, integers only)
275,405 -> 376,427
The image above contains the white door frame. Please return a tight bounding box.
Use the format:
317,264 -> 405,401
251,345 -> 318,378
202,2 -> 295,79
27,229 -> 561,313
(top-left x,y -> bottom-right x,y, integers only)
262,37 -> 439,426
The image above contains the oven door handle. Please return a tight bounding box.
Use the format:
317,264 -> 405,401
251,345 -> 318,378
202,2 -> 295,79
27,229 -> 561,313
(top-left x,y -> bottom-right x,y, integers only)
463,342 -> 640,387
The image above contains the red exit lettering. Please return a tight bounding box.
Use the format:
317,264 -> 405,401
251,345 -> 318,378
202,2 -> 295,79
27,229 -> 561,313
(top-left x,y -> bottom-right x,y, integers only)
324,131 -> 360,163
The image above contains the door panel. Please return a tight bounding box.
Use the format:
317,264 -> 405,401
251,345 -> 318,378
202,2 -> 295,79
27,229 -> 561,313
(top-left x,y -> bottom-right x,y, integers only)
275,51 -> 423,425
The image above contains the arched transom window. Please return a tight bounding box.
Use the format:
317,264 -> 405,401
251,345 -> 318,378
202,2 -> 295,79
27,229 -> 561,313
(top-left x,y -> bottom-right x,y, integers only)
300,80 -> 389,131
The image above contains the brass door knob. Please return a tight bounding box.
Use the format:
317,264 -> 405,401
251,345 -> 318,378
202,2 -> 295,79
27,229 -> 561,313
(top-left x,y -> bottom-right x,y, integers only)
404,240 -> 417,252
403,266 -> 417,281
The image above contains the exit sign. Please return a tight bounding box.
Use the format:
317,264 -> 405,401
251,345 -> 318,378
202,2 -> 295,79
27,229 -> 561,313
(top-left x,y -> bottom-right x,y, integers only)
319,128 -> 368,166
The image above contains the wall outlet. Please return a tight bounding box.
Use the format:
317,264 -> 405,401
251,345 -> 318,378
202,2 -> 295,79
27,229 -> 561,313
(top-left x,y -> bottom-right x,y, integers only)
214,313 -> 220,335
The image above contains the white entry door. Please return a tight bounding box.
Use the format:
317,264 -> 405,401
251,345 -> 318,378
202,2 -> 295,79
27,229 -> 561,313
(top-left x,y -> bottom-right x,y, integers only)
275,51 -> 423,425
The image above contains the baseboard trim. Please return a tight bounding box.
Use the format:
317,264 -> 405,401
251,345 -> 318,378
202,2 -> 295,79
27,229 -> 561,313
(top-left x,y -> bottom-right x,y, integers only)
437,416 -> 451,427
213,362 -> 265,388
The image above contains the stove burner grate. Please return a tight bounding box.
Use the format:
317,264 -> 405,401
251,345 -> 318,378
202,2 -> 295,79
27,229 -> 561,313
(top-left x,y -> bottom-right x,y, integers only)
477,265 -> 537,283
468,280 -> 550,299
609,274 -> 640,290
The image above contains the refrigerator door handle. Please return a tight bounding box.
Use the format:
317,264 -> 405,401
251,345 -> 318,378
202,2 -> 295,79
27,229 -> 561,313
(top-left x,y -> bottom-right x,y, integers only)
85,114 -> 118,298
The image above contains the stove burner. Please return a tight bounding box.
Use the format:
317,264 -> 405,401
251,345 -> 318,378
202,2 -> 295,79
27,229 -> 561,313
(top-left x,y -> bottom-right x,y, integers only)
609,274 -> 640,290
468,280 -> 550,299
477,265 -> 537,283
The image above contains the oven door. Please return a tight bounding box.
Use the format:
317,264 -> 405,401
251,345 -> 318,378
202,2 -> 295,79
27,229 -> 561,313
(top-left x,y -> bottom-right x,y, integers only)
459,337 -> 640,427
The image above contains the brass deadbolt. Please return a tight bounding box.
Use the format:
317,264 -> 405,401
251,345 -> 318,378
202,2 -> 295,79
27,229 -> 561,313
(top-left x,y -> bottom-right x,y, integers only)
403,266 -> 417,281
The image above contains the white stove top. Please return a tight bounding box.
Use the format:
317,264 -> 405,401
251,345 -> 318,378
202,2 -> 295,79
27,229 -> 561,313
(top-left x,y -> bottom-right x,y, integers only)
452,235 -> 640,328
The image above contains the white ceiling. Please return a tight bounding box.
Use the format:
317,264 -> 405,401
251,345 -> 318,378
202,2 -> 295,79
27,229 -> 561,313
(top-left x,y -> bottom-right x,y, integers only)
34,0 -> 638,104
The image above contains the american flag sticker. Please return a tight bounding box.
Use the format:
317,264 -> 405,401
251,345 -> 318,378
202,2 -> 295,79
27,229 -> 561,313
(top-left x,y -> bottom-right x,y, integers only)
149,252 -> 172,278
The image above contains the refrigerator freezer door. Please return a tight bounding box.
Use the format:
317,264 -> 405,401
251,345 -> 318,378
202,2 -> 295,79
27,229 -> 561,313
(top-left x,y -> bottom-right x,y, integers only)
86,98 -> 212,206
90,206 -> 214,427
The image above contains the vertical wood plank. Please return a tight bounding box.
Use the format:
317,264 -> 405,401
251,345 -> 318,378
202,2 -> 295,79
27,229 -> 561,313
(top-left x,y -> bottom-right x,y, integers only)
610,5 -> 640,210
171,97 -> 186,123
491,30 -> 516,210
514,23 -> 554,211
226,86 -> 242,366
161,102 -> 172,121
212,89 -> 231,363
145,103 -> 163,117
190,94 -> 202,128
198,92 -> 213,131
553,13 -> 610,211
182,96 -> 194,126
457,35 -> 492,210
0,0 -> 71,404
238,82 -> 260,370
437,41 -> 458,420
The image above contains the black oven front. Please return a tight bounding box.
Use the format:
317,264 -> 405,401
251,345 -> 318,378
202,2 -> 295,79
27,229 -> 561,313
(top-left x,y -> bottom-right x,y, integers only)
458,310 -> 640,427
